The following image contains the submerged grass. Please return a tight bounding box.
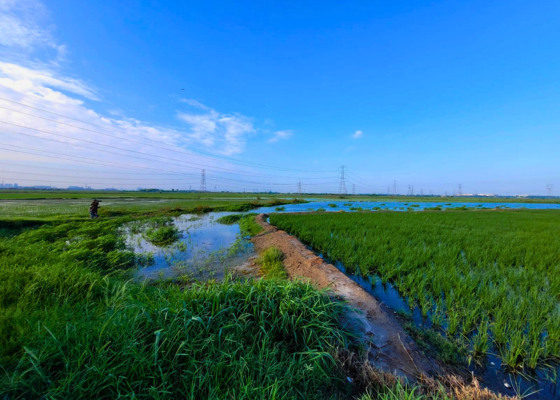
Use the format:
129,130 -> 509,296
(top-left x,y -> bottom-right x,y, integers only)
270,210 -> 560,376
142,217 -> 181,246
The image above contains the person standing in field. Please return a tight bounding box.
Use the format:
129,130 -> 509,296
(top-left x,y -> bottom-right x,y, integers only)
89,199 -> 100,219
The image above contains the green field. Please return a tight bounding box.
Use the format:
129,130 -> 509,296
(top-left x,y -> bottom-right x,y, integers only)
0,192 -> 305,219
1,189 -> 558,220
2,189 -> 559,202
270,210 -> 560,374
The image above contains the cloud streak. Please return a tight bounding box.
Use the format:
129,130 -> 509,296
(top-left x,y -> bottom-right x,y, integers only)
268,130 -> 293,143
352,130 -> 363,139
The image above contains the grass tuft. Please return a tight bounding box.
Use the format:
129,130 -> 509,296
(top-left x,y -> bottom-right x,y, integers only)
259,247 -> 287,279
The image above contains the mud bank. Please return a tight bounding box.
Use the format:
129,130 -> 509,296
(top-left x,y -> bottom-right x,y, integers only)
251,213 -> 446,380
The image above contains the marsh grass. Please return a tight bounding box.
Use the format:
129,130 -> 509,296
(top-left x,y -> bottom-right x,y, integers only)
215,212 -> 256,225
0,212 -> 353,399
238,214 -> 263,237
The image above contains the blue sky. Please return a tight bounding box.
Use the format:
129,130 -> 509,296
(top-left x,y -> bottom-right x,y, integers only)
0,0 -> 559,194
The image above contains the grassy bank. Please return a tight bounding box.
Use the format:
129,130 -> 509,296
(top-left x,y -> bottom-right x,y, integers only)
270,210 -> 560,376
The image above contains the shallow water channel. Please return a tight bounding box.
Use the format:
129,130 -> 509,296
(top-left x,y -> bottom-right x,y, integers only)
123,200 -> 559,398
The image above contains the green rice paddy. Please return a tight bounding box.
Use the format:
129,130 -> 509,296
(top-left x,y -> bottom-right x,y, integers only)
270,210 -> 560,375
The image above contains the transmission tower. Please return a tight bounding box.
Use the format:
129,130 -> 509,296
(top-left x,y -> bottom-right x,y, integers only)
338,166 -> 347,195
393,180 -> 397,195
353,184 -> 356,195
297,181 -> 302,195
458,184 -> 462,196
200,169 -> 207,192
547,184 -> 553,196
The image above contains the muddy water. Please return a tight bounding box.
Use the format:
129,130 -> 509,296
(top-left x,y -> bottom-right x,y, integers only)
125,212 -> 256,282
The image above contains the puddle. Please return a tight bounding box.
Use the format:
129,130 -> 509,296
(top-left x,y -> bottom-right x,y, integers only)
124,212 -> 256,282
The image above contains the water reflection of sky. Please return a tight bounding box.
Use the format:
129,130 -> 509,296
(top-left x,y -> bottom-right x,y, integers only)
126,212 -> 255,281
255,200 -> 560,214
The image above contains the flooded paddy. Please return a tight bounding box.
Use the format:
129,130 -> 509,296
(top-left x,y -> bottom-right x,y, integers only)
329,259 -> 559,400
270,210 -> 560,399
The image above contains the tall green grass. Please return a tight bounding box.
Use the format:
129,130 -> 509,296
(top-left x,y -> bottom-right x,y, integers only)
0,214 -> 352,399
270,210 -> 560,375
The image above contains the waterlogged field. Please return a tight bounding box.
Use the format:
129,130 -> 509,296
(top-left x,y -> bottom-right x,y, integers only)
270,210 -> 560,377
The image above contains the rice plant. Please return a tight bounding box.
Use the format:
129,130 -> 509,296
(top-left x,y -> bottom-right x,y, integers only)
270,210 -> 560,378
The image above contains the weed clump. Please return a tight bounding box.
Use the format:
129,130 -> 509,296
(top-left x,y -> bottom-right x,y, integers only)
259,247 -> 287,279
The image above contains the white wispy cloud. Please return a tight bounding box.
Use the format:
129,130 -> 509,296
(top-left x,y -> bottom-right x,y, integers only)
0,0 -> 66,61
177,104 -> 255,155
0,62 -> 98,100
268,130 -> 293,143
352,130 -> 363,139
180,98 -> 211,111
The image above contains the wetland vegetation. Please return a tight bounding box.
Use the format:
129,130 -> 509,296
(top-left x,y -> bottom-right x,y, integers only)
2,191 -> 558,398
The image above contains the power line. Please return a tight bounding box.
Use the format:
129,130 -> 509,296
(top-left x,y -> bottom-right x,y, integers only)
0,127 -> 334,180
0,99 -> 333,173
0,146 -> 336,189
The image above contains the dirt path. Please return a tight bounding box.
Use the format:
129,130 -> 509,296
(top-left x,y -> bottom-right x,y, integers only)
251,213 -> 443,381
